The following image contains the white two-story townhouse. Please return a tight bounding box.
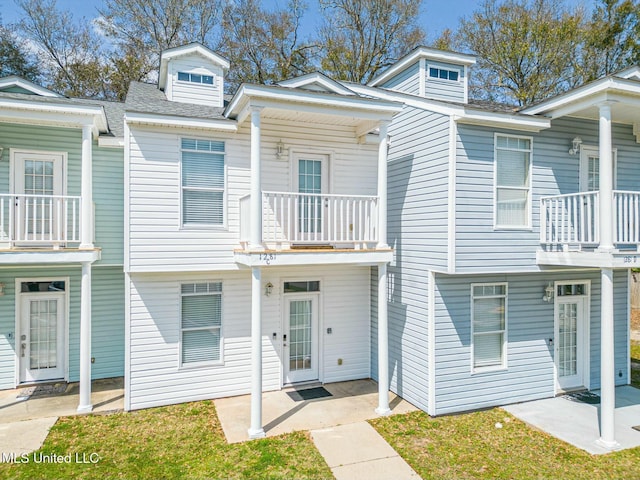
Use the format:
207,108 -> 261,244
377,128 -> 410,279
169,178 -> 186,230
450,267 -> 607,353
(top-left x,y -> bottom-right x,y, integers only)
0,76 -> 125,412
123,43 -> 403,438
347,47 -> 640,450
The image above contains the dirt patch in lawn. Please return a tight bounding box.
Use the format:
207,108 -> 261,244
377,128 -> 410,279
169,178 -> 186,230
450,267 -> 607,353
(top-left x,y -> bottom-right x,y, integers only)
632,309 -> 640,332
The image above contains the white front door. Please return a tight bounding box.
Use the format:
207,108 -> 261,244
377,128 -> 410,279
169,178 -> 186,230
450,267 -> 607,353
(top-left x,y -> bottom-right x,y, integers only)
19,291 -> 66,383
12,151 -> 64,242
555,283 -> 589,391
284,295 -> 319,384
294,154 -> 329,242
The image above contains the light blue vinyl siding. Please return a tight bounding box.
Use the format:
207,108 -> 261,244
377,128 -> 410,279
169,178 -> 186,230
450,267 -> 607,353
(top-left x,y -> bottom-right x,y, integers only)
0,122 -> 124,265
432,270 -> 628,415
381,62 -> 420,95
425,60 -> 464,102
0,266 -> 125,388
455,117 -> 640,272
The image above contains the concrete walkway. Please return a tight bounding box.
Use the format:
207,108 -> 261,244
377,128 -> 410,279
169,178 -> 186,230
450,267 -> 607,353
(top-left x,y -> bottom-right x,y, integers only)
0,378 -> 124,456
311,422 -> 420,480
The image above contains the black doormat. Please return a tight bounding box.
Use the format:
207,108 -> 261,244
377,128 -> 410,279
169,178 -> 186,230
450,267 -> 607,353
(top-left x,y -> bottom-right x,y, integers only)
17,383 -> 68,399
562,391 -> 601,405
287,387 -> 332,402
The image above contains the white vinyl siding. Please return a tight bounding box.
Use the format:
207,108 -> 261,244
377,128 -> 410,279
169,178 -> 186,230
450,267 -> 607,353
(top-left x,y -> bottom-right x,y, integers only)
181,138 -> 225,227
471,283 -> 507,371
494,134 -> 532,229
180,282 -> 222,365
167,56 -> 225,107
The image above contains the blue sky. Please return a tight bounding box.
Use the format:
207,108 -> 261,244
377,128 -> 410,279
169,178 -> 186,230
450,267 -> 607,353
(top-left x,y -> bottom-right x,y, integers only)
3,0 -> 595,41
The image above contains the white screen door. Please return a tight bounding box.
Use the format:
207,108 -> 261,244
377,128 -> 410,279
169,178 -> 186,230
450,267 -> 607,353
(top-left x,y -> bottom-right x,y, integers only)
555,285 -> 588,391
13,151 -> 64,242
294,154 -> 328,242
579,146 -> 616,192
284,296 -> 319,384
19,292 -> 66,383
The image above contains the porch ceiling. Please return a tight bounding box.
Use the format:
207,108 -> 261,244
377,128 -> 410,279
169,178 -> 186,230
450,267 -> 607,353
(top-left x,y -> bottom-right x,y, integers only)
566,93 -> 640,125
261,106 -> 373,128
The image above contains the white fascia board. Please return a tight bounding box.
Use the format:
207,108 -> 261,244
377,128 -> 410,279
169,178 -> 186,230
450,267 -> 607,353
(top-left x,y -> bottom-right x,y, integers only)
278,73 -> 356,95
457,110 -> 550,132
0,249 -> 100,264
368,47 -> 476,87
520,77 -> 640,116
226,84 -> 403,121
125,112 -> 238,132
98,136 -> 125,148
0,107 -> 107,136
0,76 -> 62,97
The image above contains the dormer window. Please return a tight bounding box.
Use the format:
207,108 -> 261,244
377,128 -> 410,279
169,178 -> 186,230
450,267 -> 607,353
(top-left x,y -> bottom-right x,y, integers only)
177,72 -> 215,86
428,66 -> 459,82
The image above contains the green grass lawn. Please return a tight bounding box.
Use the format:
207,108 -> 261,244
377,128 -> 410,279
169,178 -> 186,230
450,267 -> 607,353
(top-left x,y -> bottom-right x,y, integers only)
0,400 -> 332,480
370,408 -> 640,480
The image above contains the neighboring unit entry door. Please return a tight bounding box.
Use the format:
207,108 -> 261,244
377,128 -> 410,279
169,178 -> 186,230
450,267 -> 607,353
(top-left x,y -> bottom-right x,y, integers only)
13,151 -> 64,242
284,295 -> 319,384
555,284 -> 588,391
294,154 -> 329,242
19,290 -> 66,383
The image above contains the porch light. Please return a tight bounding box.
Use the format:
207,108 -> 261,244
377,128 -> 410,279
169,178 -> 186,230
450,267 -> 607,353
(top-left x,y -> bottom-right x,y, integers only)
275,140 -> 284,159
265,282 -> 273,297
542,283 -> 554,303
0,283 -> 5,296
569,136 -> 582,155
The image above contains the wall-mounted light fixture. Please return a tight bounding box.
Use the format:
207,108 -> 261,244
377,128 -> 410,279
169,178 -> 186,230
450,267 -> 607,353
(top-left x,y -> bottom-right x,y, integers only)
275,140 -> 284,159
542,283 -> 554,303
265,282 -> 273,297
0,282 -> 5,296
0,146 -> 4,159
568,136 -> 582,155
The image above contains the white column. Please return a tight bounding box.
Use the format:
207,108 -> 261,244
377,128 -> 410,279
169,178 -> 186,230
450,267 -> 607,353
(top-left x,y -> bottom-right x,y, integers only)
80,124 -> 94,249
77,261 -> 93,413
248,266 -> 265,439
377,122 -> 390,249
598,267 -> 618,449
250,107 -> 263,250
598,103 -> 614,252
376,262 -> 391,415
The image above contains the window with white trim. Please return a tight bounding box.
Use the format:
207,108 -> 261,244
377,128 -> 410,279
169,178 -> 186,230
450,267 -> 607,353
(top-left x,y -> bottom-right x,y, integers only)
180,282 -> 222,365
495,135 -> 532,228
177,72 -> 215,85
181,138 -> 225,226
471,284 -> 507,370
428,66 -> 459,81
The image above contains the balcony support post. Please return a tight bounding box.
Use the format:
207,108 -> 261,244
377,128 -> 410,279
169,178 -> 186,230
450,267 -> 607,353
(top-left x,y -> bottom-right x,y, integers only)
77,261 -> 93,413
250,107 -> 264,250
375,262 -> 391,415
597,267 -> 619,450
377,121 -> 390,249
597,103 -> 615,252
79,124 -> 94,249
248,266 -> 265,439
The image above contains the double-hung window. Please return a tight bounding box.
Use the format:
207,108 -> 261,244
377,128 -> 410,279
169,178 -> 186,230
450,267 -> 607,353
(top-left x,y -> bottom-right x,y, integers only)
495,135 -> 532,228
181,138 -> 225,226
180,282 -> 222,365
471,283 -> 507,371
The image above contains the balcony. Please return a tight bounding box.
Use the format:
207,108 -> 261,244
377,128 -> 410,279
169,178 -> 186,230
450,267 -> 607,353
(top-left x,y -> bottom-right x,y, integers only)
237,191 -> 389,267
539,190 -> 640,267
0,194 -> 81,249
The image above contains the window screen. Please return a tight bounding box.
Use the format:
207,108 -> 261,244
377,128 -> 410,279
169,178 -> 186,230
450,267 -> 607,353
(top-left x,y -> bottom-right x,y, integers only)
181,282 -> 222,364
472,284 -> 507,370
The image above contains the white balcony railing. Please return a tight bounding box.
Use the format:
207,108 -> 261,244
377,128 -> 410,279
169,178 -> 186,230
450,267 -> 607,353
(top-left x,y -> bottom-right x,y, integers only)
540,190 -> 640,249
0,194 -> 81,248
240,191 -> 379,249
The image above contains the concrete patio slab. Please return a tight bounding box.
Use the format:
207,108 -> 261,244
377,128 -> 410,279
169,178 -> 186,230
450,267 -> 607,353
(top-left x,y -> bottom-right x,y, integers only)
214,379 -> 417,443
503,386 -> 640,454
0,377 -> 124,424
311,422 -> 420,480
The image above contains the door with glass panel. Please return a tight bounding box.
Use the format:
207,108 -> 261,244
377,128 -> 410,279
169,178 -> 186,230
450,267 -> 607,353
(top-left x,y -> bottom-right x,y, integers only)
13,151 -> 64,243
19,286 -> 66,383
284,295 -> 319,384
295,154 -> 328,242
555,283 -> 588,391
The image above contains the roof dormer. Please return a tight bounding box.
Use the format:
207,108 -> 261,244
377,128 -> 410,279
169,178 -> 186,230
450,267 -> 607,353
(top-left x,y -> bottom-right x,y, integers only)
368,47 -> 476,104
159,43 -> 230,108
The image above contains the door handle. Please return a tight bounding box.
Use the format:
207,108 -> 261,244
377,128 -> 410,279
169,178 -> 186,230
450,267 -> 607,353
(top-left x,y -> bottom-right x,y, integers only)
21,343 -> 26,357
283,334 -> 287,347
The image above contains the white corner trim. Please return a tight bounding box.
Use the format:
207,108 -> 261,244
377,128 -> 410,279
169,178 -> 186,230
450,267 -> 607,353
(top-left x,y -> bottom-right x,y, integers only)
447,116 -> 457,274
418,59 -> 426,97
427,270 -> 436,415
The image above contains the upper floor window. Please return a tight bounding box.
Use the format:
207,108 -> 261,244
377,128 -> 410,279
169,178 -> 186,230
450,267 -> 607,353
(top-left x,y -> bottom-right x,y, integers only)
428,66 -> 459,81
471,283 -> 507,371
177,72 -> 215,86
494,134 -> 532,229
181,138 -> 225,226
